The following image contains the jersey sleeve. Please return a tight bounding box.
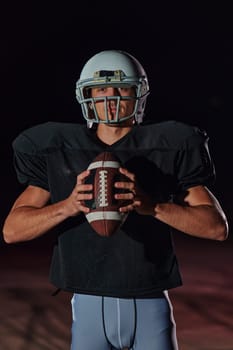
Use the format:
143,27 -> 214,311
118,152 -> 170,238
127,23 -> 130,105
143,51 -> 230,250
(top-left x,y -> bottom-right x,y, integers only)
176,127 -> 216,191
12,132 -> 49,191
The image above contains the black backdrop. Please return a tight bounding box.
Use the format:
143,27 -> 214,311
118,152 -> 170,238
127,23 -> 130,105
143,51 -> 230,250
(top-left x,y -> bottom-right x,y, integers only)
1,2 -> 233,244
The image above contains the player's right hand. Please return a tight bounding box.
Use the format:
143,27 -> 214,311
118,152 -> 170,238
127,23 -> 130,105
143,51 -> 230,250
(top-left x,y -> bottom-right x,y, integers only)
64,170 -> 93,217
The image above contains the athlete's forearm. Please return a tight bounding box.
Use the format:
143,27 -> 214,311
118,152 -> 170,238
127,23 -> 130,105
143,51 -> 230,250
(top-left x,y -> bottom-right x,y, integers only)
154,202 -> 228,241
3,200 -> 70,243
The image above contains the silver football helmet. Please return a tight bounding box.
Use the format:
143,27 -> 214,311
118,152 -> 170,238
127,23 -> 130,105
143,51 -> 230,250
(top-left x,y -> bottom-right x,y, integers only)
76,50 -> 150,126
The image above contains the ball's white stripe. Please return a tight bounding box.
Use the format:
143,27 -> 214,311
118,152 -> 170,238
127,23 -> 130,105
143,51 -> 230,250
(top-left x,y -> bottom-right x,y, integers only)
86,211 -> 124,222
87,160 -> 120,170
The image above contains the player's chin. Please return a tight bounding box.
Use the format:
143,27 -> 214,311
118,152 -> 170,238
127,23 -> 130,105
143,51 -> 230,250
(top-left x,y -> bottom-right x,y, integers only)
112,117 -> 134,127
104,121 -> 124,128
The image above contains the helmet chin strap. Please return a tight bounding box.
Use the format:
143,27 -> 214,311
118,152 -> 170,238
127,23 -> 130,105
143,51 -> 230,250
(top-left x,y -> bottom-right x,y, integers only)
86,115 -> 136,129
87,121 -> 94,129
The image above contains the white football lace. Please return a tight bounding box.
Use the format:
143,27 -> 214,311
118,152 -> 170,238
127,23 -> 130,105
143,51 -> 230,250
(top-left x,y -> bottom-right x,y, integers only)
98,170 -> 108,207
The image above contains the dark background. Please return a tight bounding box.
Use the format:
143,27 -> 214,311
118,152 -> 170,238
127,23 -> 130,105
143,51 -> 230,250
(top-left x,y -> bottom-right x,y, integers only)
1,2 -> 232,240
1,2 -> 233,349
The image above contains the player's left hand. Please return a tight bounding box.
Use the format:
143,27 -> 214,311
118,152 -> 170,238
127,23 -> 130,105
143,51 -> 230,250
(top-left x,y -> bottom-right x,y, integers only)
114,167 -> 156,216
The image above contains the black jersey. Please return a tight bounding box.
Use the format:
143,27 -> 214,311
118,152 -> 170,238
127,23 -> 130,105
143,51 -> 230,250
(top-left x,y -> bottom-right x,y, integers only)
12,120 -> 215,297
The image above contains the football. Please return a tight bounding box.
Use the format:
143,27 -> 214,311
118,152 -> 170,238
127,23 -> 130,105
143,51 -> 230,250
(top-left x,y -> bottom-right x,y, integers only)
85,151 -> 129,237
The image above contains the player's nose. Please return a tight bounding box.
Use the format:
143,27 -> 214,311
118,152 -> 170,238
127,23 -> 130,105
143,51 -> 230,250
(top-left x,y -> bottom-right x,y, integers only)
108,87 -> 120,96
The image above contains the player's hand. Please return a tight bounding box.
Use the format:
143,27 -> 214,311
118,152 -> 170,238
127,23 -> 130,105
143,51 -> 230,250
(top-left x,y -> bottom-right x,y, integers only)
114,167 -> 156,216
64,170 -> 93,216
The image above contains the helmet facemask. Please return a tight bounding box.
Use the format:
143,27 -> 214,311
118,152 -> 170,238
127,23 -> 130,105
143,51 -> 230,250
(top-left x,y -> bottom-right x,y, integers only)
85,93 -> 138,125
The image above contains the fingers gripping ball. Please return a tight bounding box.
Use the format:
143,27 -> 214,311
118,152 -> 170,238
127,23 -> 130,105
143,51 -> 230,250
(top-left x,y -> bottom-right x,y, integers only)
85,152 -> 129,237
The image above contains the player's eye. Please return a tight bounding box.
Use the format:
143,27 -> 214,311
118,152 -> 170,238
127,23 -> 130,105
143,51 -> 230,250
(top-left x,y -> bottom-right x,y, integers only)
91,87 -> 107,97
96,87 -> 107,93
118,87 -> 136,96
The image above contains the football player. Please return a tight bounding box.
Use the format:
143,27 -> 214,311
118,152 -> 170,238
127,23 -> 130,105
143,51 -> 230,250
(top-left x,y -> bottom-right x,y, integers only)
3,50 -> 228,350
